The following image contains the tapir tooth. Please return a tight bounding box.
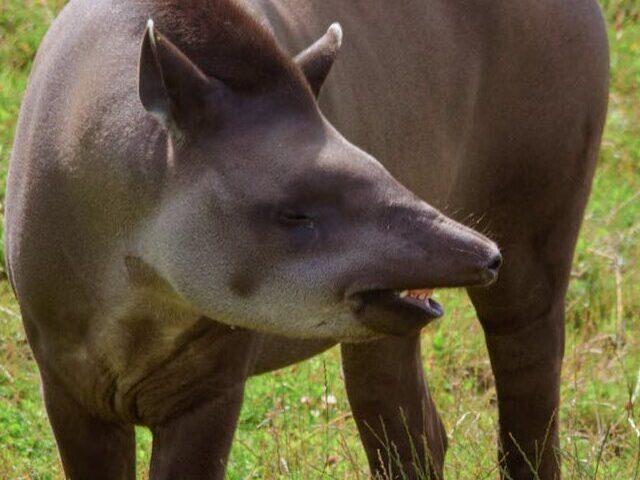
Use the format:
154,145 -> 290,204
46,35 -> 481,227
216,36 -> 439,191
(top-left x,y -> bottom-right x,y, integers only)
399,290 -> 409,298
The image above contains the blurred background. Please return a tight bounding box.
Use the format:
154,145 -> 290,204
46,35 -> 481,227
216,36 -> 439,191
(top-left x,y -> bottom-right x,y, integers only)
0,1 -> 638,478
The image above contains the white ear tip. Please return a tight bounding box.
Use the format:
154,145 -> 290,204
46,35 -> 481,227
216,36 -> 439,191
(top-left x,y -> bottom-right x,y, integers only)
328,23 -> 343,47
146,18 -> 154,31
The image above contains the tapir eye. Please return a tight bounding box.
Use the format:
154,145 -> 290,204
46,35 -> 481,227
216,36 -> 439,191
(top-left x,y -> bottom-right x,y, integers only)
278,210 -> 315,227
277,209 -> 317,248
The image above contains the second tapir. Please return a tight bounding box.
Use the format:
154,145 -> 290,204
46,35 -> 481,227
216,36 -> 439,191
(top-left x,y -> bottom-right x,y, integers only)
5,0 -> 608,479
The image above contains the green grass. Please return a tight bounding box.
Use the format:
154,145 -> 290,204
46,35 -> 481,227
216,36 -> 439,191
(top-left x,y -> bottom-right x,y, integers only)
1,1 -> 639,479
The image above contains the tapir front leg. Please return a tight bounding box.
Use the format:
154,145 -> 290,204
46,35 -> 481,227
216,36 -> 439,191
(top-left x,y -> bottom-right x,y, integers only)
148,384 -> 245,480
342,334 -> 447,479
41,370 -> 136,480
145,323 -> 258,480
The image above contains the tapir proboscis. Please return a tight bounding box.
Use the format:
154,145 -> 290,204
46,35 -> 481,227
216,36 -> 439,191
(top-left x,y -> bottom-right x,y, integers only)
5,0 -> 608,478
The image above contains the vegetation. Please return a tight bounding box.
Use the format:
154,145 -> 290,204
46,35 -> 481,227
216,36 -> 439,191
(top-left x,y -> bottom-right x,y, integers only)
0,1 -> 638,478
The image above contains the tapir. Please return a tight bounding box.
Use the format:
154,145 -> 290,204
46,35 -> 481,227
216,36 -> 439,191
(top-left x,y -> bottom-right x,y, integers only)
5,0 -> 608,478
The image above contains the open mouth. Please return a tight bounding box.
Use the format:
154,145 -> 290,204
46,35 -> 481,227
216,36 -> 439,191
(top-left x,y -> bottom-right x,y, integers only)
394,288 -> 444,318
350,286 -> 444,335
353,287 -> 444,320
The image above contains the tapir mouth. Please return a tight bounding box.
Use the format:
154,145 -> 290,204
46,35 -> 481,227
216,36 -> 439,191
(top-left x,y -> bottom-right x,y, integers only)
349,287 -> 444,335
394,288 -> 444,318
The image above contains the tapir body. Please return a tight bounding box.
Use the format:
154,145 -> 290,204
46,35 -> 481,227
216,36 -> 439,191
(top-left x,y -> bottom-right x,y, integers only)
5,0 -> 608,479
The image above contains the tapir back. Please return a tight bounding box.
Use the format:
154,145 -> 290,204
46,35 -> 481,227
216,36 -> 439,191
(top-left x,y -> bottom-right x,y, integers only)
263,0 -> 609,208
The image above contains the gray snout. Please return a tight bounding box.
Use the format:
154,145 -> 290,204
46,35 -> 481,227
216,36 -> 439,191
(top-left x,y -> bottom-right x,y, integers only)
429,210 -> 503,288
367,200 -> 503,290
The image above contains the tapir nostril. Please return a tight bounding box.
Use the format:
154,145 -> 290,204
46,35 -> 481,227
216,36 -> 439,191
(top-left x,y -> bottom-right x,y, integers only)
487,252 -> 503,273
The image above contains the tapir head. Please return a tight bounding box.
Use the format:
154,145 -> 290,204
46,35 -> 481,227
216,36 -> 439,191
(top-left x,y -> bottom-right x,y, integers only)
134,20 -> 501,340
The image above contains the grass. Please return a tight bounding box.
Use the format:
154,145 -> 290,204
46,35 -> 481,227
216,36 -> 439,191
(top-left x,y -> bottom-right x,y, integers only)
1,1 -> 639,478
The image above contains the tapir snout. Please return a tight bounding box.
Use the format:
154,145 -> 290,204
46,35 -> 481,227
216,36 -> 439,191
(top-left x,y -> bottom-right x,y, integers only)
343,194 -> 502,336
380,201 -> 502,286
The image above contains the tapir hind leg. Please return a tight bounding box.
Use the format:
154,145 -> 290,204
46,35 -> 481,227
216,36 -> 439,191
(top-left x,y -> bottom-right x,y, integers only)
466,243 -> 569,480
41,373 -> 136,480
460,109 -> 605,479
342,334 -> 447,479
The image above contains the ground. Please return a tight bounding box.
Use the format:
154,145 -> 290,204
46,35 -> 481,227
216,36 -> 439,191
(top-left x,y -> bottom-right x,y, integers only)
0,1 -> 638,478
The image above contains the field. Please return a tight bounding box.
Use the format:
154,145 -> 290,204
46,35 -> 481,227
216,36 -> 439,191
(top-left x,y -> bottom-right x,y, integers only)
0,1 -> 639,478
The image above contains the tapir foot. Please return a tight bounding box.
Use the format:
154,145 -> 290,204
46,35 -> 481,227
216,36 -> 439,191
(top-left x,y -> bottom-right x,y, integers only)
41,372 -> 136,480
342,334 -> 447,480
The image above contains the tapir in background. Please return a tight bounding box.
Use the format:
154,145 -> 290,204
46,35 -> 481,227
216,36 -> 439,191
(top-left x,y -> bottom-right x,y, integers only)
5,0 -> 608,478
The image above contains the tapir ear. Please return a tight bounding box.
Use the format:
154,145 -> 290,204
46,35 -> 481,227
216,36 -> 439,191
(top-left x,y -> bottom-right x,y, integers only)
138,19 -> 213,127
294,23 -> 342,98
